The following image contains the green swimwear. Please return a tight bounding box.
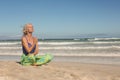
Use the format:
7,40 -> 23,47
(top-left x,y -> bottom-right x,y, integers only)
20,53 -> 53,66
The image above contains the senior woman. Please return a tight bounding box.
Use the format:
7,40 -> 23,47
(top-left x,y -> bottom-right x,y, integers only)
20,23 -> 53,66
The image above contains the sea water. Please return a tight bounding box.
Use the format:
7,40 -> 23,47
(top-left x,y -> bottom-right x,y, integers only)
0,38 -> 120,56
0,38 -> 120,64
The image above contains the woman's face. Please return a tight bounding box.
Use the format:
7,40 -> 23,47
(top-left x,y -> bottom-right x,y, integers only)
27,24 -> 34,33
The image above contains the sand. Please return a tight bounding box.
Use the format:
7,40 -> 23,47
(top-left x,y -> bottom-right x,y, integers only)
0,61 -> 120,80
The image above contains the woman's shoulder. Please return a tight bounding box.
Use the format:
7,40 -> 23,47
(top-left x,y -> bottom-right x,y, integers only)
21,36 -> 26,40
32,36 -> 37,39
21,36 -> 27,42
33,36 -> 38,41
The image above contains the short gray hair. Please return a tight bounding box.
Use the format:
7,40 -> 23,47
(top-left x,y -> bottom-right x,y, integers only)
23,23 -> 32,35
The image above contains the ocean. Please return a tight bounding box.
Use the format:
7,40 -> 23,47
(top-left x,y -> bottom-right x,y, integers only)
0,38 -> 120,64
0,38 -> 120,56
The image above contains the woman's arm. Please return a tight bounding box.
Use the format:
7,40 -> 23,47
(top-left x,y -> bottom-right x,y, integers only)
33,38 -> 39,55
22,37 -> 37,53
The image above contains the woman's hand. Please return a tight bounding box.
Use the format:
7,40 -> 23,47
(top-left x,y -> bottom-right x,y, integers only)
33,37 -> 39,55
33,37 -> 38,44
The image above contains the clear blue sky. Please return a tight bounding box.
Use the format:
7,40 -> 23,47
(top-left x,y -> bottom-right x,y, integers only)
0,0 -> 120,39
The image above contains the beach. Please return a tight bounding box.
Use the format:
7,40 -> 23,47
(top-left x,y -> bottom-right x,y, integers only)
0,0 -> 120,79
0,61 -> 120,80
0,39 -> 120,80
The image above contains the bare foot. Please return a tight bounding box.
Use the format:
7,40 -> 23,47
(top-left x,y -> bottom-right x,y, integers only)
32,63 -> 38,66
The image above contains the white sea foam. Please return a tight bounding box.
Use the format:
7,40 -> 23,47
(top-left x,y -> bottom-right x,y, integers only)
38,42 -> 81,45
0,41 -> 120,46
0,46 -> 120,50
38,41 -> 120,45
0,42 -> 21,45
94,38 -> 120,41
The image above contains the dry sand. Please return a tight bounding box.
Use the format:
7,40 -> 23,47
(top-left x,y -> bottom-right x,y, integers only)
0,61 -> 120,80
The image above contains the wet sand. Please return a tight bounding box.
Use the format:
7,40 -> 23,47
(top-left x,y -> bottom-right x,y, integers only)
0,61 -> 120,80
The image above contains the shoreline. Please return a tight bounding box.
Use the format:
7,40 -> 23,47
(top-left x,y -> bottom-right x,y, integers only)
0,55 -> 120,65
1,52 -> 120,57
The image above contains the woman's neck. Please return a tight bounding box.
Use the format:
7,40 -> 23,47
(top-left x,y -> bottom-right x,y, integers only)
27,33 -> 32,37
26,33 -> 33,40
26,32 -> 32,37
